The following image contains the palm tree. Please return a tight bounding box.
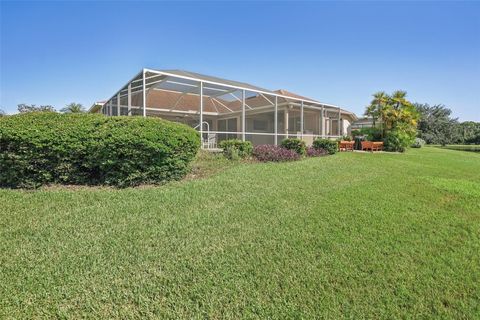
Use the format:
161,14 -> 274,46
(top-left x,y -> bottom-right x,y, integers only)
363,90 -> 419,149
390,91 -> 417,128
391,90 -> 411,110
365,91 -> 388,128
61,102 -> 85,113
378,91 -> 419,138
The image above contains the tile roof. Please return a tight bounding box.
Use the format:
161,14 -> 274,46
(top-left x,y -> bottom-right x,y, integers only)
128,85 -> 357,119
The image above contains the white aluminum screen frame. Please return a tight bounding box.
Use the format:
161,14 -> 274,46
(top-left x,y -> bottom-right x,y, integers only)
99,68 -> 353,147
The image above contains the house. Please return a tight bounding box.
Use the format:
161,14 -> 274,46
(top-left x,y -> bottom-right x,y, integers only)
89,101 -> 106,112
351,117 -> 380,130
89,69 -> 357,148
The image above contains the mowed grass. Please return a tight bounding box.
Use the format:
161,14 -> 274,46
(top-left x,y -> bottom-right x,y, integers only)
436,144 -> 480,153
1,148 -> 479,319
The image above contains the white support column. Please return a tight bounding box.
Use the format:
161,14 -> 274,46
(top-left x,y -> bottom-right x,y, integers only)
200,81 -> 204,145
320,105 -> 324,138
117,93 -> 120,116
274,96 -> 278,145
284,109 -> 289,138
142,69 -> 146,118
242,89 -> 246,141
108,100 -> 112,116
127,83 -> 132,116
300,101 -> 304,139
338,108 -> 341,136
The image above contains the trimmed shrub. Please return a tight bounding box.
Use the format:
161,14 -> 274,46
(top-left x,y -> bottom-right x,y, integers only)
0,112 -> 200,188
313,138 -> 338,155
253,145 -> 300,162
306,146 -> 327,157
411,138 -> 426,148
383,130 -> 414,153
281,138 -> 306,156
218,139 -> 253,160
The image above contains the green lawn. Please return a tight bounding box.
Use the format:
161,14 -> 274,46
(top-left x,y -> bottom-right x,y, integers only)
1,148 -> 479,319
435,144 -> 480,153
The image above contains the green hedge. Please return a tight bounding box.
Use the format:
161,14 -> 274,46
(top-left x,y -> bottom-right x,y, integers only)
281,138 -> 306,156
313,138 -> 338,155
383,130 -> 413,153
0,112 -> 200,188
218,139 -> 253,160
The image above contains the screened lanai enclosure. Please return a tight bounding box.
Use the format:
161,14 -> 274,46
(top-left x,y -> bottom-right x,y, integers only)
91,69 -> 357,149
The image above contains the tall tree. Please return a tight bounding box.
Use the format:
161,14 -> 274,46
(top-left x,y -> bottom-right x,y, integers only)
364,91 -> 419,151
459,121 -> 480,144
415,103 -> 462,145
365,91 -> 419,138
61,102 -> 85,113
17,104 -> 56,113
391,90 -> 410,109
364,91 -> 388,127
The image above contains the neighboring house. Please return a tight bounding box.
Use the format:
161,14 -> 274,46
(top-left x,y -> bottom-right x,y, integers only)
351,117 -> 381,130
89,101 -> 106,112
89,69 -> 357,148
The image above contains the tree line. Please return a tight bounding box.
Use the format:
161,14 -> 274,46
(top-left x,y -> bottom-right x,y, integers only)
0,103 -> 86,115
415,103 -> 480,145
365,91 -> 479,146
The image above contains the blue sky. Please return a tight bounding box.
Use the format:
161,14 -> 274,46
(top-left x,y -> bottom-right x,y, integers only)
1,1 -> 479,121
